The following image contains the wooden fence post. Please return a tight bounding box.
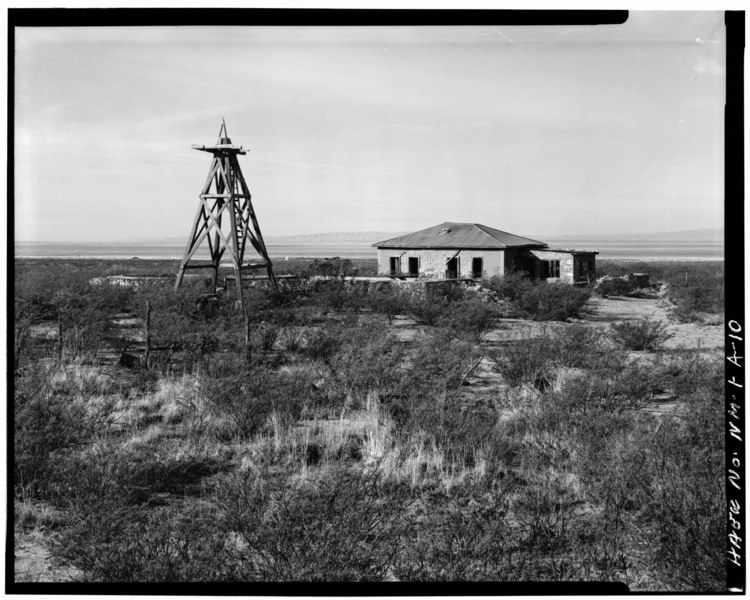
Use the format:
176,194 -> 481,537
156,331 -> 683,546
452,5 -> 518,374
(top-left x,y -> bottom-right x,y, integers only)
57,314 -> 63,363
144,301 -> 152,369
245,313 -> 252,364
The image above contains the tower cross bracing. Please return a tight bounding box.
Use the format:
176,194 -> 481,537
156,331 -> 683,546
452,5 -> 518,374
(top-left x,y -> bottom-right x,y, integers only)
175,120 -> 278,309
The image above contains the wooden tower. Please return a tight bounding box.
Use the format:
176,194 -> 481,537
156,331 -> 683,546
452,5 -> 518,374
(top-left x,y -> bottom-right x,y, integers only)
175,120 -> 278,308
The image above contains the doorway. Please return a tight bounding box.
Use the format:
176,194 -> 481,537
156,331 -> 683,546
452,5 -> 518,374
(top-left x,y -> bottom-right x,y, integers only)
389,256 -> 399,276
471,257 -> 483,278
446,257 -> 459,279
408,257 -> 419,277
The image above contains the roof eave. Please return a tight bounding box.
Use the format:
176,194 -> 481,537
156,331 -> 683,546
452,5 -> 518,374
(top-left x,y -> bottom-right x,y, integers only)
374,243 -> 549,250
544,248 -> 599,255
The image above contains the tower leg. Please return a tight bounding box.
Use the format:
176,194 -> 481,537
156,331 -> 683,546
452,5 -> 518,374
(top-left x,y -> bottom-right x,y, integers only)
267,264 -> 279,295
234,265 -> 245,314
175,266 -> 186,291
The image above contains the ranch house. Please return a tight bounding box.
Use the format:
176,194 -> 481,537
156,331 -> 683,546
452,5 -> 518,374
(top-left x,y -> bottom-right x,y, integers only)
374,222 -> 597,284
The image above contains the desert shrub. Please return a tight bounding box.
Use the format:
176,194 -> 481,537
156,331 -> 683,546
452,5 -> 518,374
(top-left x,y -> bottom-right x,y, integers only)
15,271 -> 58,324
306,279 -> 368,312
13,317 -> 33,371
667,292 -> 723,324
310,280 -> 350,310
624,391 -> 725,591
549,324 -> 609,369
544,352 -> 713,445
15,499 -> 68,534
128,367 -> 160,395
401,395 -> 498,468
391,332 -> 489,460
256,323 -> 281,352
123,453 -> 225,501
61,320 -> 111,361
517,371 -> 650,489
179,332 -> 221,361
395,480 -> 519,581
611,318 -> 672,351
15,265 -> 95,324
32,281 -> 121,361
490,336 -> 557,389
514,477 -> 576,558
14,367 -> 120,498
516,283 -> 591,321
388,283 -> 495,330
407,290 -> 449,326
518,345 -> 725,590
437,296 -> 498,339
512,384 -> 647,583
87,279 -> 136,315
278,326 -> 305,352
241,285 -> 278,313
365,284 -> 410,323
664,267 -> 724,321
52,502 -> 236,582
302,326 -> 344,363
650,351 -> 723,399
308,257 -> 356,278
608,361 -> 664,405
405,330 -> 480,393
543,362 -> 659,427
199,354 -> 312,437
41,426 -> 228,516
268,257 -> 375,279
569,441 -> 644,584
217,465 -> 415,581
484,271 -> 535,303
322,325 -> 406,407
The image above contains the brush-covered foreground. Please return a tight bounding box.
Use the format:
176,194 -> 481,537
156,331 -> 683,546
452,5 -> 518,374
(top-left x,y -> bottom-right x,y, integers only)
13,258 -> 725,589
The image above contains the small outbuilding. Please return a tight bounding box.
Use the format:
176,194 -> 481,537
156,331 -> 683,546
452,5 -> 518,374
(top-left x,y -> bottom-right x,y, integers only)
373,222 -> 597,284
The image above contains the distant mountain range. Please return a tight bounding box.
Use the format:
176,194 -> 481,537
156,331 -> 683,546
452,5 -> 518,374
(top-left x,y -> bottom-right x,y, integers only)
266,231 -> 412,243
268,227 -> 725,244
26,227 -> 722,245
105,231 -> 413,245
542,228 -> 724,242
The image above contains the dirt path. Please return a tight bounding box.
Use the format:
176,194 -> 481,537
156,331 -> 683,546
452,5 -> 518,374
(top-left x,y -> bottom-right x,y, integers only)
14,531 -> 83,583
393,293 -> 723,351
584,295 -> 723,350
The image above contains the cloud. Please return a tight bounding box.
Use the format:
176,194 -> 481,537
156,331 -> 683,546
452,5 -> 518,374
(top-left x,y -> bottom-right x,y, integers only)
14,18 -> 726,241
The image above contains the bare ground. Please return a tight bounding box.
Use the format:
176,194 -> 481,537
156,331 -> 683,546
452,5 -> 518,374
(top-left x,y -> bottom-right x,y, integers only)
583,294 -> 723,350
14,530 -> 84,583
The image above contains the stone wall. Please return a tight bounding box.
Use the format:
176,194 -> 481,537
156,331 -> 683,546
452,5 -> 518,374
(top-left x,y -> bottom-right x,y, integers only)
528,251 -> 575,284
376,247 -> 597,283
377,248 -> 505,279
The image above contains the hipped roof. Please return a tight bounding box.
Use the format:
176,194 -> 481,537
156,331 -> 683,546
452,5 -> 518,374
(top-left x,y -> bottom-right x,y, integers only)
373,222 -> 547,249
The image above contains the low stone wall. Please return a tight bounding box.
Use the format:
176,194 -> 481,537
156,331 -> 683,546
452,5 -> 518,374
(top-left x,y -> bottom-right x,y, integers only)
89,275 -> 209,288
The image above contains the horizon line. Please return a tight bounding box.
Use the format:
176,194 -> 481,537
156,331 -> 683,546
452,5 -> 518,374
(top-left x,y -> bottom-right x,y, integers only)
15,225 -> 726,246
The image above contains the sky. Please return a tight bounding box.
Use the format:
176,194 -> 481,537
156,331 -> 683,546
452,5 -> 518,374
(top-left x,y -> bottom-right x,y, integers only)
14,11 -> 726,242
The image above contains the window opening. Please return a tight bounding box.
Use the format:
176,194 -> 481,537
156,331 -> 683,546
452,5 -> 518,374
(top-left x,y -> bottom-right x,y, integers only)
542,260 -> 560,279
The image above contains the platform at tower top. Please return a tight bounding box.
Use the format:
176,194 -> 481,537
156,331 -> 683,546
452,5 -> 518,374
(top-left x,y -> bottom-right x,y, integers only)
191,143 -> 247,154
